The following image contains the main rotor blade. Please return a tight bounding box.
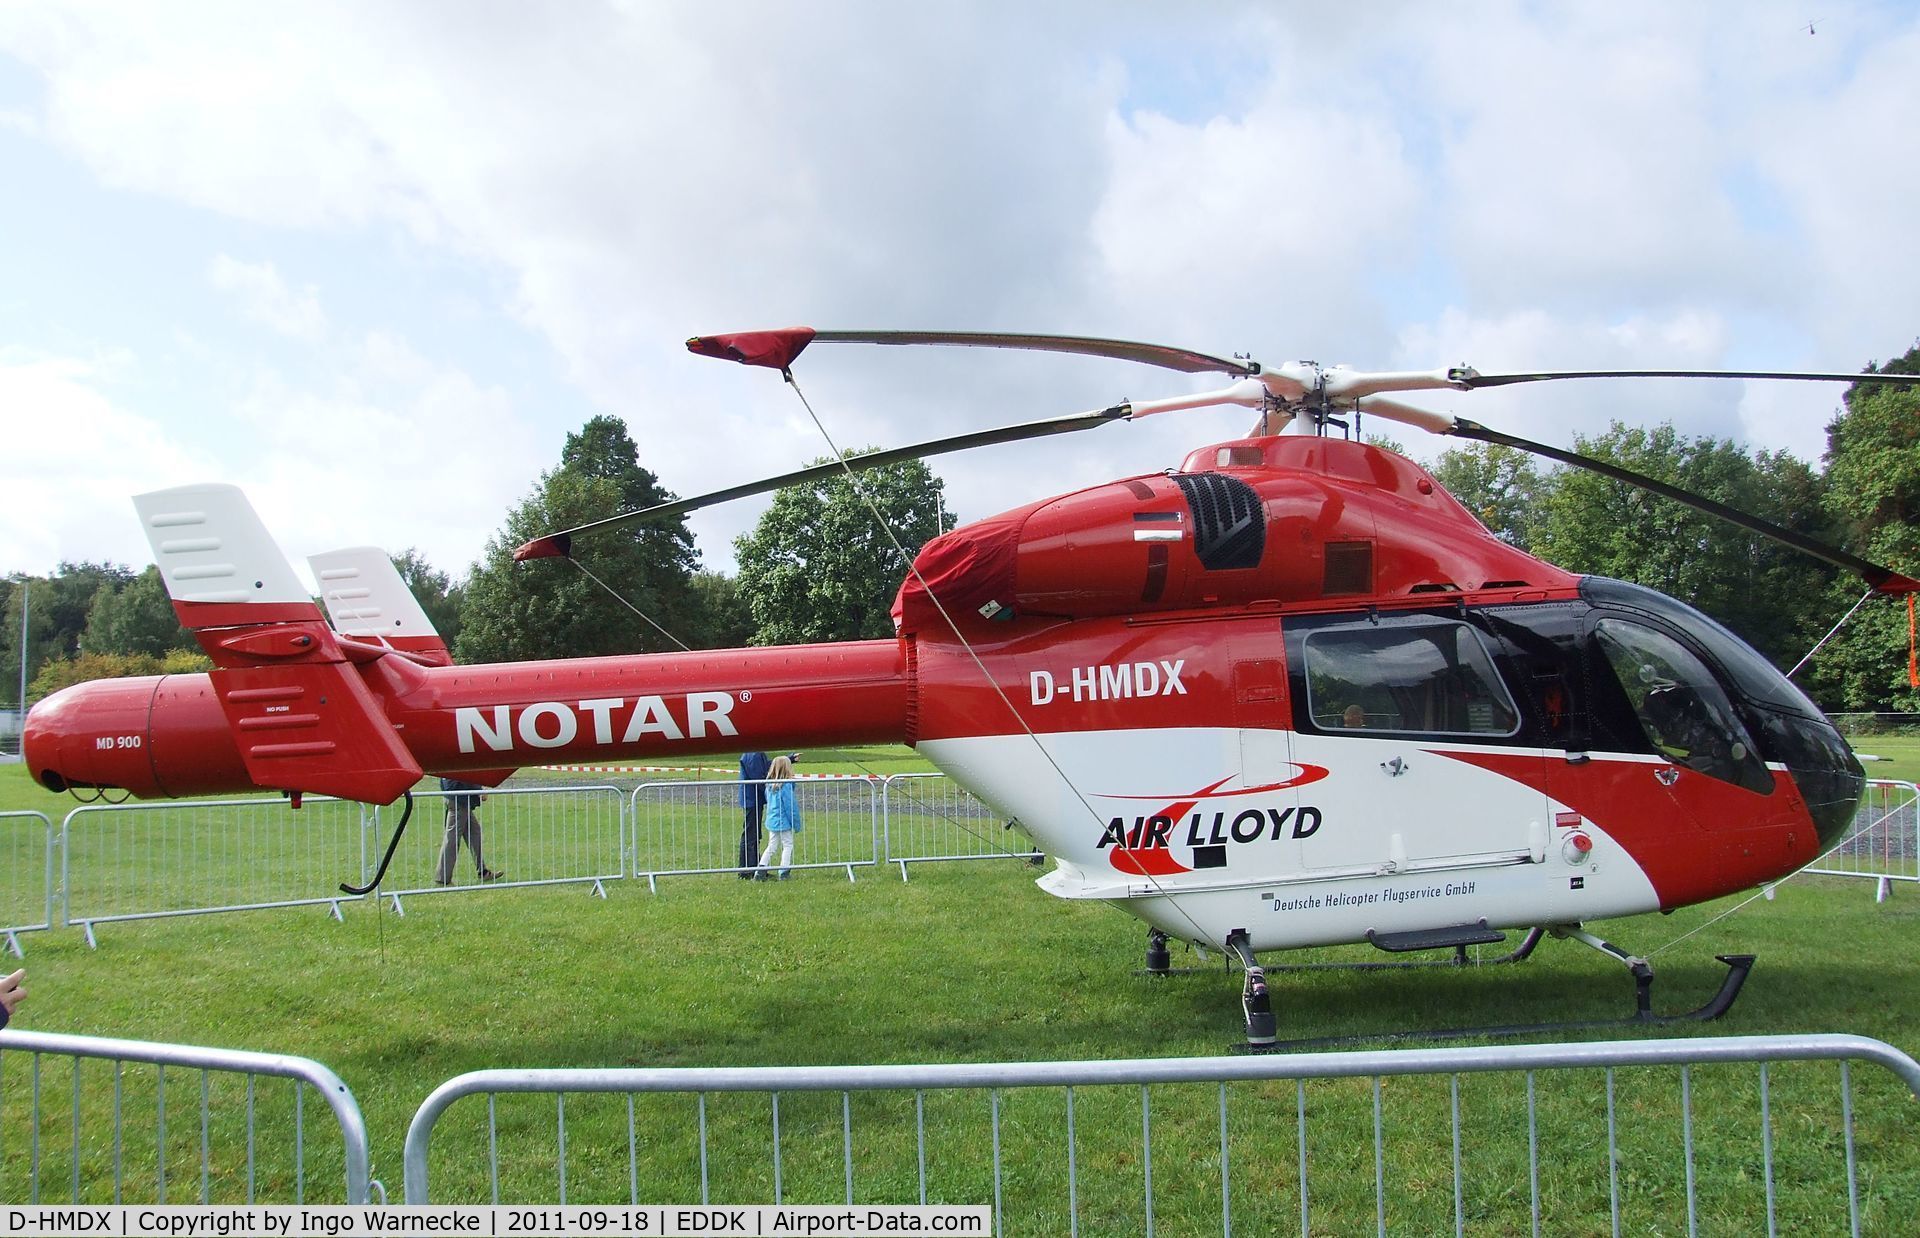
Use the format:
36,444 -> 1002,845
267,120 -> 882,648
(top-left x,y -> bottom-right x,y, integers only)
514,403 -> 1131,561
806,330 -> 1258,377
1461,368 -> 1920,390
1447,418 -> 1920,596
1351,395 -> 1463,436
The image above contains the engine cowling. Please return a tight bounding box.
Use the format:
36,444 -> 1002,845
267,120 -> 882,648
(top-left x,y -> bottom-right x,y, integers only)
892,436 -> 1570,632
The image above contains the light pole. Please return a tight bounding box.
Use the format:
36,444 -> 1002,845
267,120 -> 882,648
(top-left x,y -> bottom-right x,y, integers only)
16,579 -> 26,720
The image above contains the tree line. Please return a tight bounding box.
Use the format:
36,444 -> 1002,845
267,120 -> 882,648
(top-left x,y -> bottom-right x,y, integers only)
6,350 -> 1915,713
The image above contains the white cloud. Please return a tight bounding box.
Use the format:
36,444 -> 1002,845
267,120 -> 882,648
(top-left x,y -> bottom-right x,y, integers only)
221,333 -> 543,579
1393,307 -> 1749,457
0,354 -> 219,571
3,1 -> 1919,580
1092,89 -> 1420,348
207,255 -> 328,341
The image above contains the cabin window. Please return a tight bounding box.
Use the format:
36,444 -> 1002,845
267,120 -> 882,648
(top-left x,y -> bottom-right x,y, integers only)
1303,621 -> 1521,736
1593,619 -> 1771,793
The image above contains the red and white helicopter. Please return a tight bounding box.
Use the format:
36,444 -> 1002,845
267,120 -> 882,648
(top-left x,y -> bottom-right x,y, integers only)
23,329 -> 1917,1045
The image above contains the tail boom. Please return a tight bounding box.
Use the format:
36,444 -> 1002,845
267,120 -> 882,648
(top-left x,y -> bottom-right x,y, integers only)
25,640 -> 910,801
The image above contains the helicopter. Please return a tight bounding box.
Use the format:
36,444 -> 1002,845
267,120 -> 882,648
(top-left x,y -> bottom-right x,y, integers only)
21,328 -> 1919,1046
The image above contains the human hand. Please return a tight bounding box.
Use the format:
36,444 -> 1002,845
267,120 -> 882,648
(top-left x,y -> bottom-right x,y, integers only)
0,968 -> 25,1021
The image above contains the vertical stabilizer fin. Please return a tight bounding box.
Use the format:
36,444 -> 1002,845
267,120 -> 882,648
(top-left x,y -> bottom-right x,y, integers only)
131,484 -> 424,803
308,547 -> 455,666
134,484 -> 318,628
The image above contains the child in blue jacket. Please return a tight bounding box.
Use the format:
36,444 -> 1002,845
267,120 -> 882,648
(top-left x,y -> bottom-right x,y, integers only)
753,755 -> 803,880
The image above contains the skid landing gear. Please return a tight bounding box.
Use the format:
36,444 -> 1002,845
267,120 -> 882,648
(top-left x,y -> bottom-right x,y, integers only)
1235,924 -> 1755,1053
1135,927 -> 1218,977
1551,926 -> 1754,1024
1226,930 -> 1277,1048
1145,929 -> 1171,974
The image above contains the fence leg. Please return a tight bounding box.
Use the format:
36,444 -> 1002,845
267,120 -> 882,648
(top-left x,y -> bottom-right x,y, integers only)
591,879 -> 608,900
329,900 -> 345,922
387,893 -> 406,917
4,930 -> 20,959
898,860 -> 910,884
82,920 -> 97,950
844,864 -> 856,885
1877,877 -> 1893,904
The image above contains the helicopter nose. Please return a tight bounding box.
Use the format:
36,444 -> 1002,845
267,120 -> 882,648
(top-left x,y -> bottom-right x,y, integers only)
1778,715 -> 1865,851
24,673 -> 246,799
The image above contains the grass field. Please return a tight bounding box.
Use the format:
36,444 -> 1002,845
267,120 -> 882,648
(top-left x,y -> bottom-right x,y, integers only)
2,751 -> 1919,1229
1849,732 -> 1920,783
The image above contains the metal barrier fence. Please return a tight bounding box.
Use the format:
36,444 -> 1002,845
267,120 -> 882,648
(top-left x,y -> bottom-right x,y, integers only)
1829,713 -> 1920,737
61,796 -> 371,942
399,1033 -> 1920,1233
2,810 -> 56,952
1810,780 -> 1919,896
880,773 -> 1040,874
372,785 -> 628,905
30,772 -> 1920,936
629,778 -> 881,883
0,1028 -> 372,1204
56,785 -> 630,940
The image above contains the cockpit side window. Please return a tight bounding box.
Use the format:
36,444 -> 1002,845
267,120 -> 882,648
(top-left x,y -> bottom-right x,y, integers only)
1303,620 -> 1521,736
1594,619 -> 1772,793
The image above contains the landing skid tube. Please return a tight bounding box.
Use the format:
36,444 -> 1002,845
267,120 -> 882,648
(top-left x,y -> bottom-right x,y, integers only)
1225,924 -> 1755,1052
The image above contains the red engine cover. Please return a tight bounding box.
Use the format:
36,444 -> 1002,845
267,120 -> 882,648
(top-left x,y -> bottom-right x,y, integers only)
893,437 -> 1572,633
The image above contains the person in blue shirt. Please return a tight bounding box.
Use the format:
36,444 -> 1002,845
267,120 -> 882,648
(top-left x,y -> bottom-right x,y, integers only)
435,777 -> 503,885
751,755 -> 804,880
736,751 -> 771,878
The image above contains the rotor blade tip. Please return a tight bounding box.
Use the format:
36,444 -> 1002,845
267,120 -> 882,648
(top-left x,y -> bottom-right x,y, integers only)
686,328 -> 817,370
512,533 -> 572,563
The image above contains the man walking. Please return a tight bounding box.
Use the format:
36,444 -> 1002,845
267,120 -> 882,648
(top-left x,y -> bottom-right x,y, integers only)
737,751 -> 770,878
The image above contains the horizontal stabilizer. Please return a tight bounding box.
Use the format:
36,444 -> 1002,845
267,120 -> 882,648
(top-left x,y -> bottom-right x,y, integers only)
135,483 -> 423,803
209,661 -> 423,804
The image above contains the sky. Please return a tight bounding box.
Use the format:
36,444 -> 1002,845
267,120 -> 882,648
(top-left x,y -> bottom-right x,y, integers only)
3,1 -> 1919,587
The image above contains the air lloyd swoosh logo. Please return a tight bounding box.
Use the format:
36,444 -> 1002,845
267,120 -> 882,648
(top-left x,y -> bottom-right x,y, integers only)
1096,766 -> 1330,877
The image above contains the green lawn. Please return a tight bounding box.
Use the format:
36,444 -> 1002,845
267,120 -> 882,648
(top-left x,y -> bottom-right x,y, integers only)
3,759 -> 1919,1229
1851,732 -> 1920,784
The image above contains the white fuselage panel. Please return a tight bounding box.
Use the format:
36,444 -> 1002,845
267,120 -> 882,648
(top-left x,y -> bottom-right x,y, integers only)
920,728 -> 1661,952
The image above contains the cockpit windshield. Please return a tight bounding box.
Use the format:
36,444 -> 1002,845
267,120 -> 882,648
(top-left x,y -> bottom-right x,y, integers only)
1580,577 -> 1823,717
1594,618 -> 1772,793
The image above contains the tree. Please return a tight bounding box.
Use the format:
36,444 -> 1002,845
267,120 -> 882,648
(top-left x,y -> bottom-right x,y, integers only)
43,562 -> 134,658
391,549 -> 466,650
1430,443 -> 1547,549
1528,423 -> 1835,669
28,648 -> 211,697
0,575 -> 34,698
457,420 -> 700,663
685,570 -> 756,650
84,566 -> 189,658
1,562 -> 134,694
1805,343 -> 1920,711
733,453 -> 954,645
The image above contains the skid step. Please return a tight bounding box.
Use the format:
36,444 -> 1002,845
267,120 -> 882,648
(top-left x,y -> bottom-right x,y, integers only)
1367,921 -> 1506,953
